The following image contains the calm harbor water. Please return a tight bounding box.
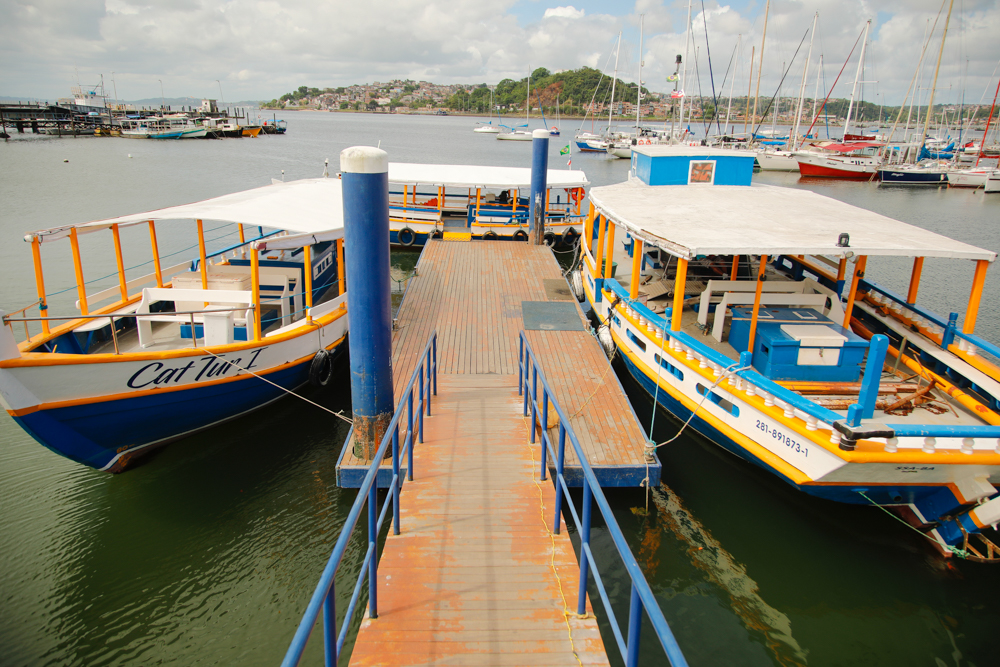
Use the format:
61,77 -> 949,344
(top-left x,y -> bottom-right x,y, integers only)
1,112 -> 1000,667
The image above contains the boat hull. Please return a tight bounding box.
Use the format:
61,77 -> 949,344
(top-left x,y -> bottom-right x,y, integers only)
0,304 -> 348,472
878,168 -> 948,186
797,160 -> 878,180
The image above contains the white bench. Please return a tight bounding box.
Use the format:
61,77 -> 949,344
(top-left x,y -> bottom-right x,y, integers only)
712,292 -> 842,343
74,261 -> 191,333
136,287 -> 255,348
201,264 -> 299,325
697,279 -> 807,328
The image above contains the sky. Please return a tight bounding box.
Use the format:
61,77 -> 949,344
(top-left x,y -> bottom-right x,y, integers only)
2,0 -> 999,107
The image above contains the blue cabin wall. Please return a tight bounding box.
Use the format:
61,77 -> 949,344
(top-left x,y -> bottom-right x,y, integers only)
634,152 -> 755,187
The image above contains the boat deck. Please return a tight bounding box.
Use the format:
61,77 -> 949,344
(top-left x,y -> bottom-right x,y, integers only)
337,240 -> 656,488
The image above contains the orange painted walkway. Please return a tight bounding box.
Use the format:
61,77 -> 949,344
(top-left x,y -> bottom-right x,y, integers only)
349,373 -> 609,666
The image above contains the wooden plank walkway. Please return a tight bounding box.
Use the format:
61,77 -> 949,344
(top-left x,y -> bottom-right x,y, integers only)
349,374 -> 610,666
337,240 -> 656,488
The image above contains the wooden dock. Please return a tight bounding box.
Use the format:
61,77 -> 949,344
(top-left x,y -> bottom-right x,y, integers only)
337,240 -> 657,488
349,373 -> 609,665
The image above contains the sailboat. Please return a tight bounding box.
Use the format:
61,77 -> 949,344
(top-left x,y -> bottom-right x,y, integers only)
878,2 -> 954,186
497,71 -> 534,141
473,86 -> 501,133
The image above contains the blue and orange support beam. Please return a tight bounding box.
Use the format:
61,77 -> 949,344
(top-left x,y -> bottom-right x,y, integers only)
964,259 -> 989,335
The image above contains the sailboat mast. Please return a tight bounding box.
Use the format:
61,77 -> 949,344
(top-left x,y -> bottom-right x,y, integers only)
751,0 -> 771,130
608,33 -> 621,132
744,45 -> 755,136
724,34 -> 740,136
843,19 -> 870,139
526,69 -> 530,125
637,15 -> 644,132
679,0 -> 692,129
792,13 -> 818,151
920,0 -> 955,147
975,74 -> 1000,166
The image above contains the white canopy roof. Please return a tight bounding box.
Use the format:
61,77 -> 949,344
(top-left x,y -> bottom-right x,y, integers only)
387,163 -> 589,189
590,180 -> 996,262
28,178 -> 344,244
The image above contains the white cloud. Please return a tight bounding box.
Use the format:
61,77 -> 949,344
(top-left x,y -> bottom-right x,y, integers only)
543,6 -> 585,20
0,0 -> 997,105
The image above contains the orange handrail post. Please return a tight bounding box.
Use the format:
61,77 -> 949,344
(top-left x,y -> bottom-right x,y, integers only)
730,255 -> 740,280
148,220 -> 163,287
251,248 -> 262,341
69,227 -> 88,316
584,202 -> 595,252
593,214 -> 607,279
907,257 -> 924,304
629,239 -> 644,299
30,237 -> 49,334
963,259 -> 989,334
337,238 -> 345,296
112,224 -> 128,302
303,245 -> 314,325
671,257 -> 689,332
842,256 -> 868,329
196,219 -> 208,290
238,223 -> 246,259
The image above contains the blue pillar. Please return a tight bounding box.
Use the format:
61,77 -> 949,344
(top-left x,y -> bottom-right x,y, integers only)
342,147 -> 395,460
529,128 -> 549,244
850,334 -> 889,426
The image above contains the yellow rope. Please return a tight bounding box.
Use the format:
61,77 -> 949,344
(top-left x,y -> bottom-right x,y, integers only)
522,410 -> 589,666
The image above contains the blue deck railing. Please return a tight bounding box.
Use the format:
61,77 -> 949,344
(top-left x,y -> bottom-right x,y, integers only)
518,331 -> 689,667
281,331 -> 437,667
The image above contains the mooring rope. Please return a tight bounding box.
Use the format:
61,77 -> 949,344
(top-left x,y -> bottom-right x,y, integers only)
856,490 -> 970,559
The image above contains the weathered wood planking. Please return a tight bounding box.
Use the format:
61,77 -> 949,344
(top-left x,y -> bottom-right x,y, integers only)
338,240 -> 656,488
349,375 -> 609,666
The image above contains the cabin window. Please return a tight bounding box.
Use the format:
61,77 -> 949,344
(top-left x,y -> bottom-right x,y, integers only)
612,314 -> 621,328
626,329 -> 647,352
696,384 -> 739,416
654,354 -> 684,381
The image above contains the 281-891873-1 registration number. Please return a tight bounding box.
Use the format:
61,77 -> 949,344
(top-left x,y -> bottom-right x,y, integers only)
756,419 -> 809,457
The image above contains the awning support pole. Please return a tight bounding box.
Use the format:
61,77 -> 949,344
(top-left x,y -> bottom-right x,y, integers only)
30,237 -> 49,334
671,258 -> 688,332
304,245 -> 313,325
593,214 -> 607,279
630,239 -> 644,300
149,220 -> 163,287
112,224 -> 128,303
69,227 -> 88,316
842,256 -> 867,329
964,259 -> 989,335
907,257 -> 924,304
747,255 -> 768,353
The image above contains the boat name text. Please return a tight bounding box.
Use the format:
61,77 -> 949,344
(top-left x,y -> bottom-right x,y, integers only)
126,349 -> 266,389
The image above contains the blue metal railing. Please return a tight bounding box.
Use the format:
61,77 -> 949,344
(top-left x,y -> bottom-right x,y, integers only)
281,331 -> 437,667
518,331 -> 689,667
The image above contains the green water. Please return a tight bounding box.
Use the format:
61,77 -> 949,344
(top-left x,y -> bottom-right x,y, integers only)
2,113 -> 999,666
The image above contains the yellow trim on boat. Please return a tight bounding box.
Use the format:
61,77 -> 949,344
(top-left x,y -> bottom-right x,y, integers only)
2,307 -> 346,368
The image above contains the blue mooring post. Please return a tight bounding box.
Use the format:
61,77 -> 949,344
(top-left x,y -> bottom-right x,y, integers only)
529,128 -> 549,245
342,146 -> 395,460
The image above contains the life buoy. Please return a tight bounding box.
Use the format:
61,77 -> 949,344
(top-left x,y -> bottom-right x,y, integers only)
309,349 -> 333,387
513,230 -> 528,241
397,227 -> 416,246
570,188 -> 585,203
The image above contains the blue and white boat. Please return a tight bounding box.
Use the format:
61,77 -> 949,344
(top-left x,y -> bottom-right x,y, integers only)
0,178 -> 349,472
386,163 -> 589,247
576,144 -> 1000,559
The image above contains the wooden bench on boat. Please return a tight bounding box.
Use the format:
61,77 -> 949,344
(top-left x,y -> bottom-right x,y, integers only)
73,261 -> 192,334
136,287 -> 256,348
711,291 -> 844,343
